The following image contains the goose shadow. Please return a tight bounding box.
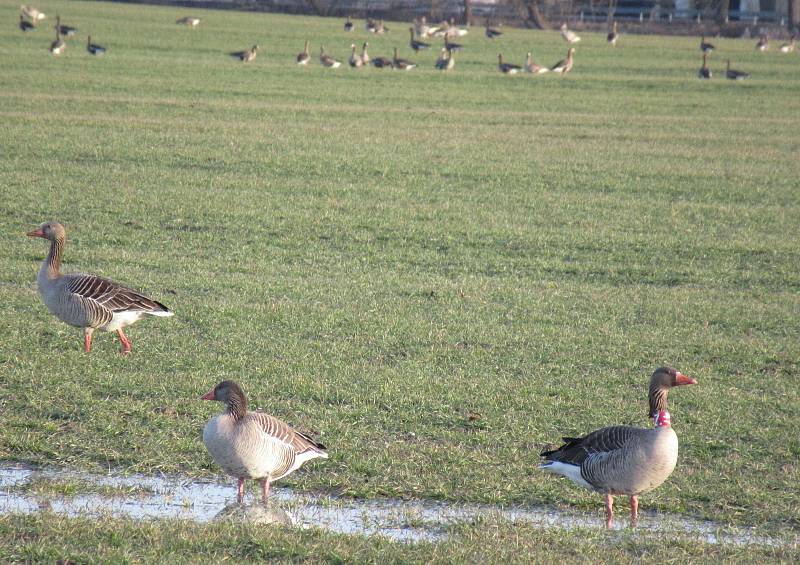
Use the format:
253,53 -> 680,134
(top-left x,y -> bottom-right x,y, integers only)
215,501 -> 295,526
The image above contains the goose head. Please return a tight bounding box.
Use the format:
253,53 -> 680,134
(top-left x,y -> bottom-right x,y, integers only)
648,367 -> 696,418
201,380 -> 248,417
27,221 -> 65,241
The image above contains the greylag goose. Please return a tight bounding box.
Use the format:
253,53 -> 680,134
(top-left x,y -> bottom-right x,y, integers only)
497,53 -> 520,74
365,18 -> 377,33
375,20 -> 388,34
435,48 -> 454,71
700,35 -> 714,53
343,16 -> 354,32
21,5 -> 45,21
230,45 -> 258,63
485,25 -> 502,39
524,52 -> 548,74
87,36 -> 106,56
348,43 -> 363,67
359,42 -> 370,65
698,53 -> 712,79
371,55 -> 393,69
550,48 -> 575,75
444,37 -> 463,52
296,40 -> 310,65
392,47 -> 415,70
755,34 -> 769,51
202,380 -> 328,503
19,14 -> 35,31
779,35 -> 796,53
26,222 -> 173,354
49,27 -> 65,56
607,21 -> 619,46
176,16 -> 200,27
319,46 -> 341,68
560,23 -> 581,44
725,59 -> 749,80
409,28 -> 430,52
54,16 -> 77,38
540,367 -> 697,528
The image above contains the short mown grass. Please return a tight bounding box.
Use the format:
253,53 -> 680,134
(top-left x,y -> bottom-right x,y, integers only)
0,1 -> 798,554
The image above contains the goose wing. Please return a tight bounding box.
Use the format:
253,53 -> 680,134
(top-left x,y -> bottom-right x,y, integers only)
250,412 -> 327,456
64,273 -> 170,314
541,425 -> 642,465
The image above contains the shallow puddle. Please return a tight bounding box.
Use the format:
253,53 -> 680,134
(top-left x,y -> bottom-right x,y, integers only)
0,464 -> 792,546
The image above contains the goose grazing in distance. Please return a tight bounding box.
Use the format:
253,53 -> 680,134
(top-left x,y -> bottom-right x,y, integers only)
319,46 -> 341,68
359,42 -> 370,65
485,24 -> 502,39
560,22 -> 581,44
202,380 -> 328,503
607,21 -> 619,46
550,47 -> 575,75
371,54 -> 393,69
348,43 -> 363,67
497,53 -> 521,74
49,27 -> 65,56
176,16 -> 200,27
698,53 -> 712,79
725,59 -> 749,80
392,47 -> 416,70
374,20 -> 388,34
19,14 -> 36,31
366,18 -> 377,33
700,35 -> 715,53
86,35 -> 106,55
779,34 -> 797,53
21,5 -> 46,21
755,34 -> 769,51
343,15 -> 354,32
446,18 -> 469,38
230,45 -> 258,63
409,27 -> 430,52
26,222 -> 174,355
435,48 -> 454,71
54,16 -> 77,38
540,367 -> 697,528
524,52 -> 548,75
296,40 -> 310,65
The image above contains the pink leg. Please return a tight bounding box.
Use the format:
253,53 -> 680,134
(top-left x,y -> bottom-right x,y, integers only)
261,478 -> 271,503
605,494 -> 614,529
630,495 -> 639,528
83,329 -> 94,353
237,477 -> 245,503
117,329 -> 132,355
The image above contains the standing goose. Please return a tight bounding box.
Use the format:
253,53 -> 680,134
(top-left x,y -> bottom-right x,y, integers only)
19,14 -> 36,31
202,380 -> 328,503
485,24 -> 502,39
497,53 -> 521,74
607,21 -> 619,46
698,53 -> 712,79
359,42 -> 370,66
343,16 -> 354,32
560,23 -> 581,44
230,45 -> 258,63
54,16 -> 77,38
21,5 -> 46,21
414,16 -> 429,38
540,367 -> 697,528
26,222 -> 173,354
725,59 -> 749,80
700,35 -> 715,53
319,46 -> 341,68
392,47 -> 415,70
444,36 -> 463,52
779,35 -> 796,53
176,16 -> 201,27
755,34 -> 769,51
49,27 -> 65,56
435,48 -> 454,71
550,47 -> 575,75
409,27 -> 430,52
524,52 -> 548,75
348,43 -> 363,68
296,40 -> 310,65
86,35 -> 106,56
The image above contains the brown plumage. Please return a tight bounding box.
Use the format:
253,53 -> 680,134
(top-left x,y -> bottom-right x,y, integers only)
202,380 -> 328,502
540,367 -> 697,528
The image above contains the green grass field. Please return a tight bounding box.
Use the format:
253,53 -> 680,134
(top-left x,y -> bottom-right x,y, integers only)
1,0 -> 799,559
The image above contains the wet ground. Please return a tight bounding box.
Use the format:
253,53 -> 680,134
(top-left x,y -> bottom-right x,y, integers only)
0,464 -> 792,546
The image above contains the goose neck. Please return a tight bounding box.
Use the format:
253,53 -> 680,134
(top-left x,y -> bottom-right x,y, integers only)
45,235 -> 65,278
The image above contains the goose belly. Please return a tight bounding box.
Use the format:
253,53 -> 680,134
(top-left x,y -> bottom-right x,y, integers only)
603,429 -> 679,495
100,310 -> 145,331
203,417 -> 294,480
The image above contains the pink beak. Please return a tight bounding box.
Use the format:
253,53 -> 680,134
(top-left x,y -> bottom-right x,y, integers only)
26,228 -> 45,238
675,372 -> 697,386
200,389 -> 215,401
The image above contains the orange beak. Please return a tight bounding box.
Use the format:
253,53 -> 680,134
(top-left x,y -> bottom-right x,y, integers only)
26,228 -> 45,238
675,372 -> 697,386
200,388 -> 215,401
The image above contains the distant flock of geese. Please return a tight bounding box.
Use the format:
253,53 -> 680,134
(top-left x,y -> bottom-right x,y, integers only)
17,4 -> 800,77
